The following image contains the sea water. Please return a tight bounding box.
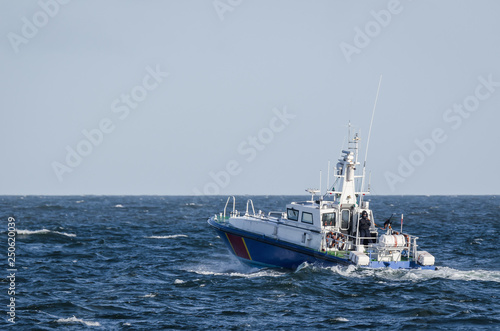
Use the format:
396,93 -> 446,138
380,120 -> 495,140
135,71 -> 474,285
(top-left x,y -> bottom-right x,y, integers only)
1,195 -> 499,329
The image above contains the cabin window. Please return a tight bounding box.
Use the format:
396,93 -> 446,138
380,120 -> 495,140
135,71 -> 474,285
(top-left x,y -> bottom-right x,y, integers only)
322,212 -> 336,227
341,210 -> 350,230
287,208 -> 299,221
301,212 -> 313,224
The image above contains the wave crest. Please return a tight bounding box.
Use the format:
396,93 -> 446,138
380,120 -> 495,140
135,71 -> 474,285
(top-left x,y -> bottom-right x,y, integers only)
56,315 -> 100,326
17,229 -> 76,237
145,234 -> 188,239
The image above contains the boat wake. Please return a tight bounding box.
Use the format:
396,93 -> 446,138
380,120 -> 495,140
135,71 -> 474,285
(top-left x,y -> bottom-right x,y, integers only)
186,260 -> 285,278
423,267 -> 500,283
189,268 -> 283,278
324,264 -> 500,283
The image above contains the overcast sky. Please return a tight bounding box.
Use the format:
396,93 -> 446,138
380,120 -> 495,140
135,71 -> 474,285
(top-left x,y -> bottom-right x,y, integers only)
1,0 -> 499,195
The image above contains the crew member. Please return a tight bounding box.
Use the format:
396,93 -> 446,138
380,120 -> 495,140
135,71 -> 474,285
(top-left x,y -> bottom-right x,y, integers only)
359,210 -> 372,245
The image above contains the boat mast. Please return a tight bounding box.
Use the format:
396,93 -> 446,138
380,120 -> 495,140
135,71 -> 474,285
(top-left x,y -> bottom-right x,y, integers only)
332,128 -> 360,205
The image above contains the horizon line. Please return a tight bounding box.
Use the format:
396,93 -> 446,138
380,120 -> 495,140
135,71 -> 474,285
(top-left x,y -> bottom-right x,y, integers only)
0,194 -> 497,197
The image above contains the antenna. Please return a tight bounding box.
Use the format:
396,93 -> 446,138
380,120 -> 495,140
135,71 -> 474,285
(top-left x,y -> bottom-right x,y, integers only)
368,171 -> 372,193
327,160 -> 330,191
348,121 -> 351,143
360,75 -> 382,193
319,170 -> 322,196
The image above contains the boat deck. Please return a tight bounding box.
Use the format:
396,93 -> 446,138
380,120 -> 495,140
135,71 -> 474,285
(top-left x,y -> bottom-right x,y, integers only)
326,250 -> 349,258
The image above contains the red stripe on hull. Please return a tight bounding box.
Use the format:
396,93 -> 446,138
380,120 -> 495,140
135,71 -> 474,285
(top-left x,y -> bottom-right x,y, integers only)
226,233 -> 251,260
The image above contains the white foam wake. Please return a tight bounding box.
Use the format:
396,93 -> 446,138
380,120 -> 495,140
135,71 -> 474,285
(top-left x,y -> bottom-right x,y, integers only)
145,234 -> 188,239
327,265 -> 500,283
188,264 -> 284,278
427,267 -> 500,283
56,315 -> 100,326
190,269 -> 281,278
16,229 -> 76,237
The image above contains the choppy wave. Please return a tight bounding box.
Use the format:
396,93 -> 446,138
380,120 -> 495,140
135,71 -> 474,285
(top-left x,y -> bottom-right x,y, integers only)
114,204 -> 124,208
56,316 -> 100,326
17,229 -> 76,237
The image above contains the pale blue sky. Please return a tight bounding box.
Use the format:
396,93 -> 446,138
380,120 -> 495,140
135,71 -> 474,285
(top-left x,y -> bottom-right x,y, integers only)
1,0 -> 499,195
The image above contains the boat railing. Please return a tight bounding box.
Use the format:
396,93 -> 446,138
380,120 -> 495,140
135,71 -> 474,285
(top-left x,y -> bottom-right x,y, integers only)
395,231 -> 419,260
324,230 -> 357,253
324,229 -> 420,261
373,231 -> 419,261
411,236 -> 418,260
245,199 -> 256,216
223,196 -> 236,218
355,235 -> 377,247
218,197 -> 293,223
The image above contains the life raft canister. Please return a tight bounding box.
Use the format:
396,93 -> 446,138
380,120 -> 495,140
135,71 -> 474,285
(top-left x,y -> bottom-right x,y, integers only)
379,234 -> 407,247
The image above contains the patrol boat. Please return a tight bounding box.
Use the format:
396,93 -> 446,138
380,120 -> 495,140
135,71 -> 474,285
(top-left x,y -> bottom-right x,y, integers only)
207,132 -> 436,270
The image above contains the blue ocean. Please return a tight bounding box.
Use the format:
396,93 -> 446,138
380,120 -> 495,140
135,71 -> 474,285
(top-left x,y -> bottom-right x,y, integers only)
1,195 -> 499,329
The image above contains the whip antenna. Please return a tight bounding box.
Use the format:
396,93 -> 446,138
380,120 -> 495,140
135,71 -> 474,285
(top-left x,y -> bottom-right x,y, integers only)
360,75 -> 382,193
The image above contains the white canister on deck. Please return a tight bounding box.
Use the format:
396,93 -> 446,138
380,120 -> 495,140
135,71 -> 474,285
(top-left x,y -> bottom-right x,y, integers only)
379,234 -> 407,247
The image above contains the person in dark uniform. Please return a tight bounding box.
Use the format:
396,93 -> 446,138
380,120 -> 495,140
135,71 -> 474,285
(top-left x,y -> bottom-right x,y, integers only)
359,210 -> 372,245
